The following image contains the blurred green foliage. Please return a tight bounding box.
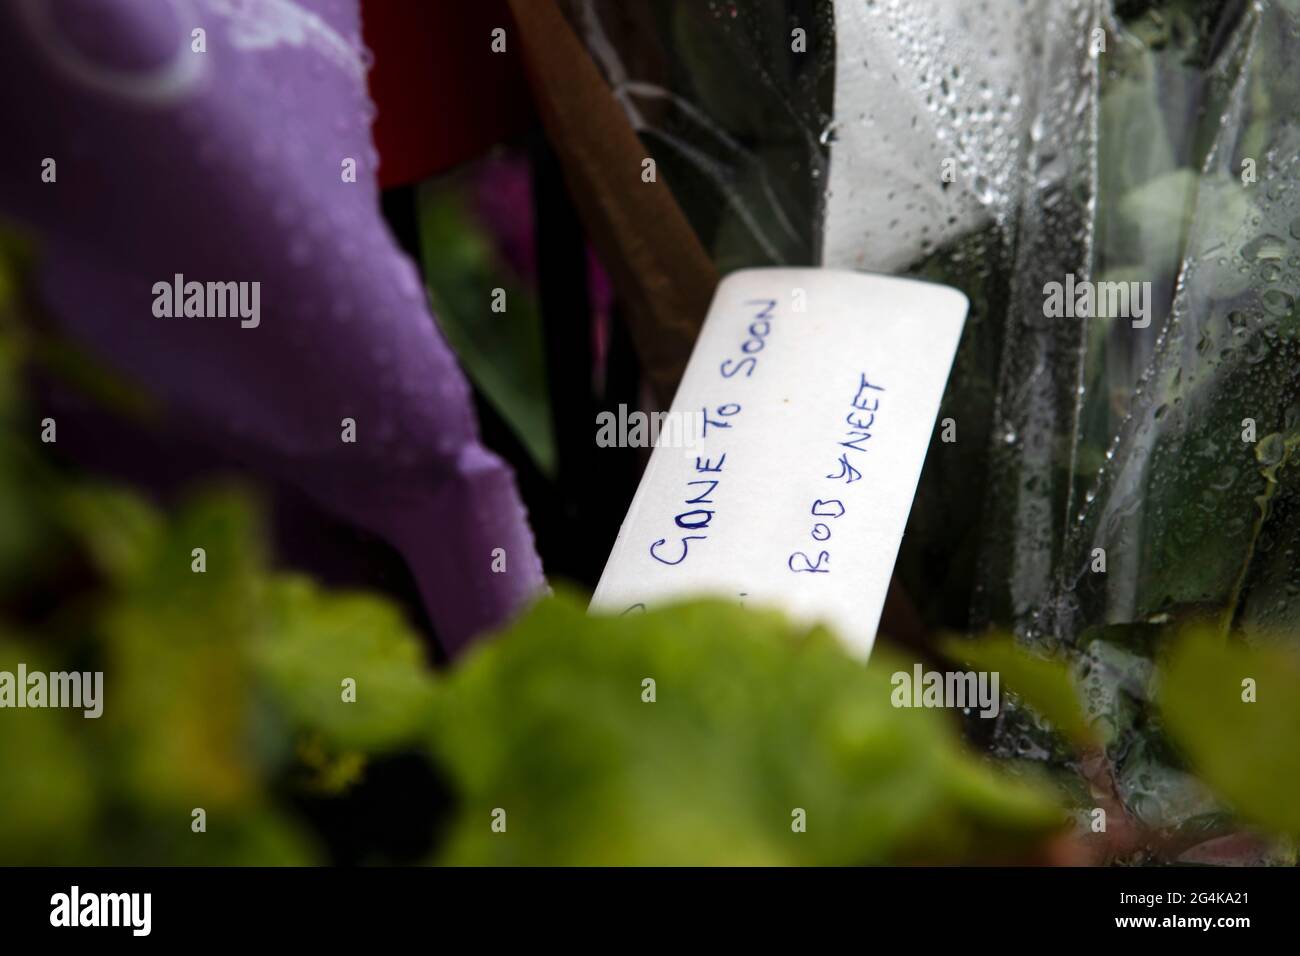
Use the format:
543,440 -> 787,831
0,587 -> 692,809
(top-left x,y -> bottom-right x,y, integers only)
1160,629 -> 1300,838
430,597 -> 1063,865
0,466 -> 439,863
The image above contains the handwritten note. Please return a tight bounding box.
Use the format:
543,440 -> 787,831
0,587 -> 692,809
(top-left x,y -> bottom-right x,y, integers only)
590,268 -> 967,658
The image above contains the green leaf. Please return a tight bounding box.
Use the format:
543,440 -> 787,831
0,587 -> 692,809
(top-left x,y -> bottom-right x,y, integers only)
428,593 -> 1063,865
1159,628 -> 1300,837
0,634 -> 97,864
415,174 -> 555,476
55,485 -> 165,584
252,577 -> 437,753
943,635 -> 1097,748
31,336 -> 156,423
98,488 -> 265,812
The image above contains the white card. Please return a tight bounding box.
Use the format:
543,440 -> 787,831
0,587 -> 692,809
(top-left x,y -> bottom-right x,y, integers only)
590,268 -> 967,658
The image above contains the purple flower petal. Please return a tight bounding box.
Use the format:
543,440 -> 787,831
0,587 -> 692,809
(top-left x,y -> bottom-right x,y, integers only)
0,0 -> 545,653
